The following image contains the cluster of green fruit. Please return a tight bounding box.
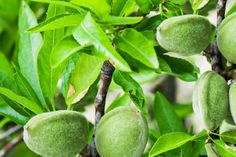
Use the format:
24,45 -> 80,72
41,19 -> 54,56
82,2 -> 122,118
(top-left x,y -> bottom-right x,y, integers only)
23,107 -> 148,157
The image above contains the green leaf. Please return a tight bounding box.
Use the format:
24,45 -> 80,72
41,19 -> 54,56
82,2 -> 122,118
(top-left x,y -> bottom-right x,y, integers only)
72,13 -> 130,72
154,92 -> 185,134
214,140 -> 236,157
135,14 -> 163,31
0,52 -> 13,77
70,0 -> 110,18
106,93 -> 131,113
0,97 -> 29,125
37,4 -> 66,110
67,53 -> 104,106
111,0 -> 137,16
100,16 -> 143,25
28,14 -> 84,32
135,0 -> 153,13
113,70 -> 145,110
173,103 -> 193,118
51,35 -> 85,68
115,28 -> 158,69
0,87 -> 43,114
158,54 -> 199,81
220,130 -> 236,144
226,3 -> 236,17
149,130 -> 208,157
18,1 -> 47,110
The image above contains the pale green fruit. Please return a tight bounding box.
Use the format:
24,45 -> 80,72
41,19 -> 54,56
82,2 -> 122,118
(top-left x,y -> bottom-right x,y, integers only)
95,106 -> 148,157
23,110 -> 89,157
193,71 -> 228,131
156,15 -> 211,55
205,143 -> 220,157
218,13 -> 236,63
229,82 -> 236,123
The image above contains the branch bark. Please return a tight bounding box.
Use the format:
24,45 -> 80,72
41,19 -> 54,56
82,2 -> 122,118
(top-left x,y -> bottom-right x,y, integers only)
81,61 -> 115,157
0,135 -> 23,157
205,0 -> 227,74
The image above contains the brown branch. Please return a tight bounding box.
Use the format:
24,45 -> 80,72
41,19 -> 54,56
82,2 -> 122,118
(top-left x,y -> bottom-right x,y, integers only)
204,0 -> 227,74
81,61 -> 115,157
0,135 -> 23,157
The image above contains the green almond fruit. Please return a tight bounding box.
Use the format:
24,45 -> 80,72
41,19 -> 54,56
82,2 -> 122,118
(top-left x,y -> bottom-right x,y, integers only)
193,71 -> 229,131
95,106 -> 148,157
218,13 -> 236,63
23,110 -> 89,157
229,82 -> 236,123
156,15 -> 211,55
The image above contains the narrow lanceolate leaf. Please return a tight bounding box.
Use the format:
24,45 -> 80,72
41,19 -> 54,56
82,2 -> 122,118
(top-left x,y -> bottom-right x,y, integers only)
70,0 -> 110,18
51,36 -> 84,68
135,0 -> 153,13
111,0 -> 137,16
73,13 -> 130,72
0,52 -> 14,77
115,28 -> 158,69
149,130 -> 208,157
113,70 -> 145,110
18,1 -> 46,110
0,97 -> 29,125
154,92 -> 185,134
220,130 -> 236,144
38,4 -> 66,110
0,87 -> 43,114
28,14 -> 84,32
214,140 -> 236,157
67,53 -> 104,105
100,16 -> 143,25
106,93 -> 131,113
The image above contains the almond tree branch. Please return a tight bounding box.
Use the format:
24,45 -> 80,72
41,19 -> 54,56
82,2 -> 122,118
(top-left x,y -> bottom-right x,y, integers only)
0,135 -> 23,157
0,126 -> 22,140
81,61 -> 115,157
204,0 -> 227,74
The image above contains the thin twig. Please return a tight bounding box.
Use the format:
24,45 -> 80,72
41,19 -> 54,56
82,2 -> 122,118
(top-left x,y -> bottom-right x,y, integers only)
81,61 -> 115,157
204,0 -> 227,74
0,135 -> 23,157
0,126 -> 22,140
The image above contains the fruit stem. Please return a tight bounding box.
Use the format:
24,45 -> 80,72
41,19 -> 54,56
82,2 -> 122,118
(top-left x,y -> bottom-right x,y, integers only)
82,61 -> 115,157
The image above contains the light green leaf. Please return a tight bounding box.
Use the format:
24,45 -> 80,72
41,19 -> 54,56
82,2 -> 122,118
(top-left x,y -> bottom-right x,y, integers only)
135,0 -> 153,13
0,52 -> 13,77
106,93 -> 131,113
67,53 -> 104,105
0,97 -> 29,125
214,140 -> 236,157
73,13 -> 130,72
220,130 -> 236,144
113,70 -> 145,110
226,3 -> 236,17
115,28 -> 158,69
28,14 -> 84,32
18,1 -> 47,110
37,4 -> 66,110
149,130 -> 208,157
111,0 -> 137,16
0,87 -> 43,114
51,36 -> 85,68
70,0 -> 111,18
100,16 -> 143,25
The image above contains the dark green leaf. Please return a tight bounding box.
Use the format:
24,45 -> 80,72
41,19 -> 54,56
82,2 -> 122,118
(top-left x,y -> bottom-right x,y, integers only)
28,14 -> 84,32
135,14 -> 163,31
110,0 -> 137,16
106,93 -> 131,113
173,103 -> 193,118
0,52 -> 13,76
115,28 -> 158,69
113,70 -> 145,110
220,130 -> 236,144
18,1 -> 47,110
72,13 -> 130,71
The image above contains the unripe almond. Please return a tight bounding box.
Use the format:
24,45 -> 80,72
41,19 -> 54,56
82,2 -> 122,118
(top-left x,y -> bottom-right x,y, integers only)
156,15 -> 211,55
23,110 -> 89,157
193,71 -> 228,131
95,106 -> 148,157
218,13 -> 236,63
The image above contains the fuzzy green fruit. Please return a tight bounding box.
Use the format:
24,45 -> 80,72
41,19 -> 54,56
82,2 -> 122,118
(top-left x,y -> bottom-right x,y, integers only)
156,15 -> 211,55
229,82 -> 236,123
23,110 -> 89,157
218,13 -> 236,63
95,106 -> 148,157
193,71 -> 228,131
